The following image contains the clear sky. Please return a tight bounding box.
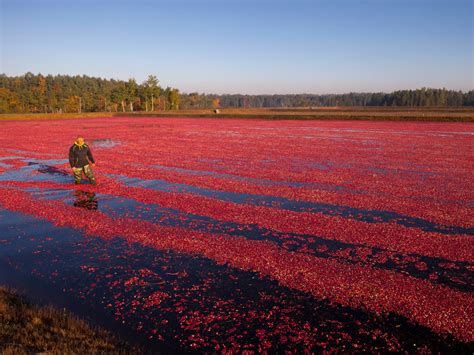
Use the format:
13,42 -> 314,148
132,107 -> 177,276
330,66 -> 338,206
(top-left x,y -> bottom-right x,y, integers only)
1,0 -> 472,94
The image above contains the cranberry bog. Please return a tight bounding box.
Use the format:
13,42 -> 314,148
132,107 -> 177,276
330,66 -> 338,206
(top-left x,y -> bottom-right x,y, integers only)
0,117 -> 472,352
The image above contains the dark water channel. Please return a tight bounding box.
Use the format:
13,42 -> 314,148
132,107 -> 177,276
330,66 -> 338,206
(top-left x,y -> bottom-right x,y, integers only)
0,207 -> 472,353
0,159 -> 472,352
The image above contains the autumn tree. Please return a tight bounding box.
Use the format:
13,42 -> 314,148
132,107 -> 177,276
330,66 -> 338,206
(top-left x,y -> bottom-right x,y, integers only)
212,97 -> 220,109
64,95 -> 81,113
0,88 -> 20,113
168,88 -> 180,110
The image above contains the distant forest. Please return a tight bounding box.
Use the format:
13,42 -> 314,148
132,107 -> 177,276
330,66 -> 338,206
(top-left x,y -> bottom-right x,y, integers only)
1,73 -> 473,113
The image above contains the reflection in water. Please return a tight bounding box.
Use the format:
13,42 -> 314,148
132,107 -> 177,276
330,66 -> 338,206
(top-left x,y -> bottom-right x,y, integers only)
73,190 -> 98,210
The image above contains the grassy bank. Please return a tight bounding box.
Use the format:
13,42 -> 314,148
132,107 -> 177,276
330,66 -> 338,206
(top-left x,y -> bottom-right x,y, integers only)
0,286 -> 131,354
1,107 -> 474,122
0,112 -> 112,121
117,107 -> 474,121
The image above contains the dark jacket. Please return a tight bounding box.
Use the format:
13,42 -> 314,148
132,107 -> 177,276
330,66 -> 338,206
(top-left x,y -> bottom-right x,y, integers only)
69,143 -> 95,168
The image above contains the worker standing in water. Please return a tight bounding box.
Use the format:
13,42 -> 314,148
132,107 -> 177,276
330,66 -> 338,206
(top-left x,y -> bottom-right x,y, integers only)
69,136 -> 96,185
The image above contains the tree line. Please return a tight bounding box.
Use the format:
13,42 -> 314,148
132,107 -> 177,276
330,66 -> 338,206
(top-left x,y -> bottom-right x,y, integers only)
0,73 -> 180,114
192,89 -> 474,108
0,73 -> 473,113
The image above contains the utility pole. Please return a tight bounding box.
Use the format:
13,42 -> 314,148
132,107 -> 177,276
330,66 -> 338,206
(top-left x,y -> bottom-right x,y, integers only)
151,94 -> 154,111
78,97 -> 82,113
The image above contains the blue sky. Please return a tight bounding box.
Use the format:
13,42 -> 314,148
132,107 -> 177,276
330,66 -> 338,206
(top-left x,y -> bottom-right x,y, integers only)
1,0 -> 472,94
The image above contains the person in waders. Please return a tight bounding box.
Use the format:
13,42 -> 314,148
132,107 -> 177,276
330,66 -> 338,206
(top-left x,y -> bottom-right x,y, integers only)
69,136 -> 96,185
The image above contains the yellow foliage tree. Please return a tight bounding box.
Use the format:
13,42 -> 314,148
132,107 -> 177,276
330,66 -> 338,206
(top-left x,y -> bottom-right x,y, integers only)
0,88 -> 21,113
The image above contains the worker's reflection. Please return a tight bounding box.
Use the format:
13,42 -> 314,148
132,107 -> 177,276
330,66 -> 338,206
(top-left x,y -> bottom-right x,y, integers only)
73,190 -> 98,210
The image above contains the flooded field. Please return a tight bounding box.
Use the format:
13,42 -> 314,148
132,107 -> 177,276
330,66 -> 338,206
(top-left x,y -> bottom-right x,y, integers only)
0,117 -> 472,352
